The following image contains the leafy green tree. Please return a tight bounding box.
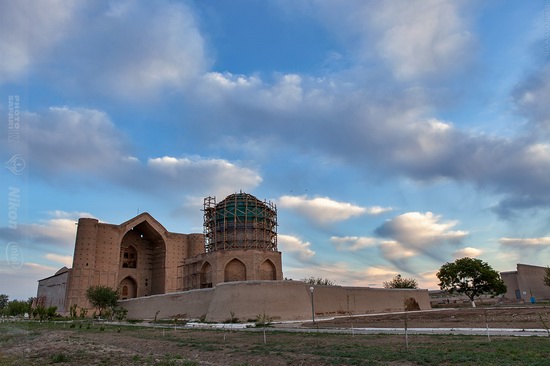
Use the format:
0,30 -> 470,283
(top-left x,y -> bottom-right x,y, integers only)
301,277 -> 337,286
85,285 -> 118,317
0,294 -> 8,310
383,274 -> 419,289
46,306 -> 58,319
437,257 -> 507,307
7,299 -> 29,317
543,267 -> 550,287
33,305 -> 47,321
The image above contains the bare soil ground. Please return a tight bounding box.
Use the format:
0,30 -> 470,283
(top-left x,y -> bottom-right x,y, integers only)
1,306 -> 550,366
303,305 -> 550,329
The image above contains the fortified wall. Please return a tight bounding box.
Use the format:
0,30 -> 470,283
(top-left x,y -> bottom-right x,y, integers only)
120,281 -> 431,322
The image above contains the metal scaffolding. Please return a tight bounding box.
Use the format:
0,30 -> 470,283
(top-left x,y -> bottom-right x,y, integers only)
203,192 -> 277,252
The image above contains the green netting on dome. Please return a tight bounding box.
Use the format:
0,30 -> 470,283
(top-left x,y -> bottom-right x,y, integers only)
203,192 -> 277,252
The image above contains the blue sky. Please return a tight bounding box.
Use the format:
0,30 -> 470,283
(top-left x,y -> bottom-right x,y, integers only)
2,0 -> 550,300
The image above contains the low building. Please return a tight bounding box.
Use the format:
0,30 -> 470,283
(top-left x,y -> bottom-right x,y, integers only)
36,267 -> 70,313
501,264 -> 550,301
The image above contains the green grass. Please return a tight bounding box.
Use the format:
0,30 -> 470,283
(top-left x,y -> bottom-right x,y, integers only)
2,322 -> 550,365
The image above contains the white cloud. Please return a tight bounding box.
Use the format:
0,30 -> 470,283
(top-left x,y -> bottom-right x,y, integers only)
278,234 -> 315,261
330,236 -> 377,251
376,212 -> 468,248
22,219 -> 78,247
418,270 -> 440,290
0,106 -> 262,198
371,0 -> 474,80
147,156 -> 262,197
375,212 -> 468,272
301,0 -> 474,80
45,253 -> 73,267
279,195 -> 388,224
453,247 -> 483,259
6,1 -> 208,99
499,237 -> 550,248
0,261 -> 60,300
24,262 -> 59,272
204,72 -> 260,90
379,240 -> 417,261
7,107 -> 127,175
16,211 -> 87,248
0,0 -> 76,83
284,262 -> 400,287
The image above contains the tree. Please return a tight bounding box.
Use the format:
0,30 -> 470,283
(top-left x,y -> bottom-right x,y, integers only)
301,277 -> 337,286
383,274 -> 419,289
6,299 -> 29,317
543,267 -> 550,287
0,294 -> 8,310
437,257 -> 507,307
85,285 -> 118,317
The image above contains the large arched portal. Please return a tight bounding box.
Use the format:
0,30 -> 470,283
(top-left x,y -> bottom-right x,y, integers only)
119,276 -> 137,300
120,220 -> 166,296
224,258 -> 246,282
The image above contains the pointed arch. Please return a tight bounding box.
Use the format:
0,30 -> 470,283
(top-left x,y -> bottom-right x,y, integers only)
119,276 -> 137,300
260,259 -> 276,280
200,261 -> 213,288
120,218 -> 166,295
121,245 -> 137,268
224,258 -> 246,282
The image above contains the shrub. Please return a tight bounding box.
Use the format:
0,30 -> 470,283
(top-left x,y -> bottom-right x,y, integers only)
51,353 -> 69,363
69,303 -> 78,318
255,312 -> 273,327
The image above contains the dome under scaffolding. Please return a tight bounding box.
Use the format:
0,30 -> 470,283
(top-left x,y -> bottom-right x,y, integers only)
203,192 -> 277,252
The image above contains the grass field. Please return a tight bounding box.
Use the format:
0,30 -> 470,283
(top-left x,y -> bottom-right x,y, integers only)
1,321 -> 550,365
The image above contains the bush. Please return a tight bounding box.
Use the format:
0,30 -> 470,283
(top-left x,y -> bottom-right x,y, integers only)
113,307 -> 128,322
384,274 -> 419,289
46,306 -> 58,319
69,303 -> 78,318
255,312 -> 273,327
51,353 -> 69,363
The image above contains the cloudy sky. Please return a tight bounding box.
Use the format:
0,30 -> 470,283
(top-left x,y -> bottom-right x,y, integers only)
2,0 -> 550,300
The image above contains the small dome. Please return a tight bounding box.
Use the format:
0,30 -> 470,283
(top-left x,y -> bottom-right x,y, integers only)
55,266 -> 69,275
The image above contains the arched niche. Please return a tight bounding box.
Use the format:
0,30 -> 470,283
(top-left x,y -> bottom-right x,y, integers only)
224,258 -> 246,282
121,245 -> 137,268
200,262 -> 213,288
119,276 -> 137,300
260,259 -> 276,280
